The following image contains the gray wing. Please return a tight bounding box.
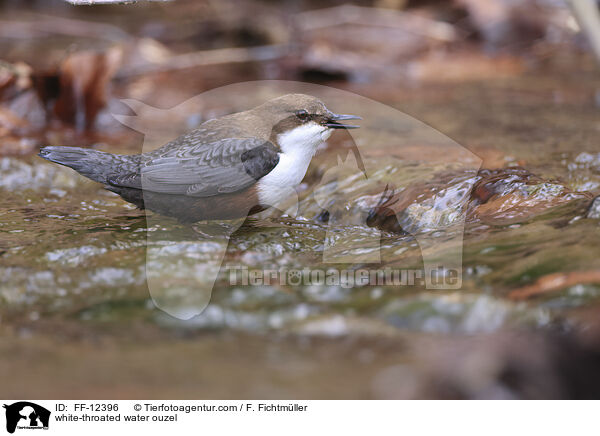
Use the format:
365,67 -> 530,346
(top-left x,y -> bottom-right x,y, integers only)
108,136 -> 280,197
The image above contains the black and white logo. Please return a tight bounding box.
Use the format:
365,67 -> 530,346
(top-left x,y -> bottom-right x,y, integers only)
3,402 -> 50,434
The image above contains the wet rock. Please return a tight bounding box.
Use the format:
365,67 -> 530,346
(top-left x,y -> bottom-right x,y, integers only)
468,168 -> 594,224
46,245 -> 109,267
378,293 -> 549,334
290,314 -> 402,338
367,167 -> 592,233
0,157 -> 79,191
365,170 -> 478,233
568,152 -> 600,193
587,196 -> 600,219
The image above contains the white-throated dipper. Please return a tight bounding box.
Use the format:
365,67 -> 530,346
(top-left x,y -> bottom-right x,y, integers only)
39,94 -> 360,222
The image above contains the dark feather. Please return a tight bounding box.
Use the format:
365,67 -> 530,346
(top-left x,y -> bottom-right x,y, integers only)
130,137 -> 279,197
39,146 -> 141,185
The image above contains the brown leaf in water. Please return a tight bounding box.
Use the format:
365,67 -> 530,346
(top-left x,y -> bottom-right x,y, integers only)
508,271 -> 600,301
53,46 -> 122,131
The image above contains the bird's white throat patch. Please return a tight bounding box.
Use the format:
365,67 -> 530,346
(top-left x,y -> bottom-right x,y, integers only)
257,122 -> 331,207
277,122 -> 331,154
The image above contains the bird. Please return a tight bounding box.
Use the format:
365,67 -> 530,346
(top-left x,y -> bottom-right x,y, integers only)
39,94 -> 361,223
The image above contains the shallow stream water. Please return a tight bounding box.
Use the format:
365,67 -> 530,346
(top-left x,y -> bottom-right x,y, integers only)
1,56 -> 600,398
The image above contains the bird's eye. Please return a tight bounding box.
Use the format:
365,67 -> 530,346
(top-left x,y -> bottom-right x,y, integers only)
295,109 -> 309,121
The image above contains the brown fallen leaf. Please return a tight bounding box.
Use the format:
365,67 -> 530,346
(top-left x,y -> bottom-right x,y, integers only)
53,46 -> 123,131
509,271 -> 600,301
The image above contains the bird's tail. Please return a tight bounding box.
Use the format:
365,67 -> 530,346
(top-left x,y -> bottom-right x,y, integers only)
38,146 -> 137,185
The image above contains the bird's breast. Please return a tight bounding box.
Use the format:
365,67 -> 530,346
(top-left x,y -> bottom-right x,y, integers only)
256,149 -> 315,207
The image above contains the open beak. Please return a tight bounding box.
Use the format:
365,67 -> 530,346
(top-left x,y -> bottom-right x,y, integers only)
325,113 -> 361,129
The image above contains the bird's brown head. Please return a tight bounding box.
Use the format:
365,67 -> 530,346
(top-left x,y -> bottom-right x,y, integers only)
253,94 -> 361,150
